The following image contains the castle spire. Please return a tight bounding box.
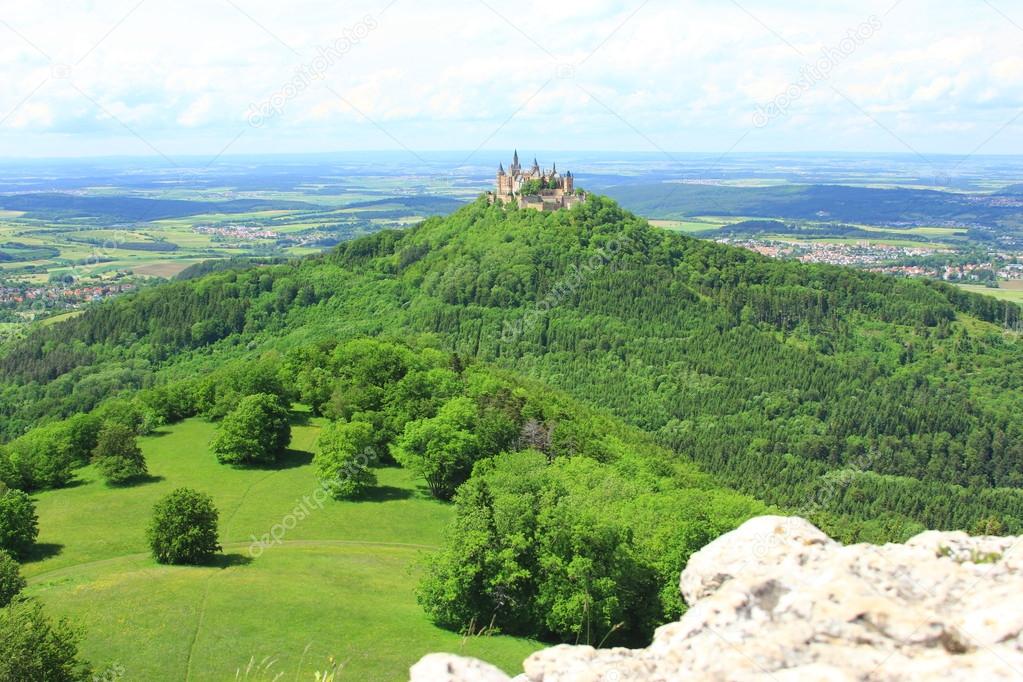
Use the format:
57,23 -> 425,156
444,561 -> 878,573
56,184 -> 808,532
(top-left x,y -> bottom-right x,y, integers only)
498,162 -> 505,174
513,150 -> 519,166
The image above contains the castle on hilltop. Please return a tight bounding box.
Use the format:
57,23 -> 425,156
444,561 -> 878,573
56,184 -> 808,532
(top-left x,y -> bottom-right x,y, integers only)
488,151 -> 587,211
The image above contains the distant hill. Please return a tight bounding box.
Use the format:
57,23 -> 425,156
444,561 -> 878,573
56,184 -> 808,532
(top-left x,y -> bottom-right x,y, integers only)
706,219 -> 923,242
0,193 -> 320,222
341,196 -> 467,212
3,195 -> 1023,540
605,183 -> 1023,228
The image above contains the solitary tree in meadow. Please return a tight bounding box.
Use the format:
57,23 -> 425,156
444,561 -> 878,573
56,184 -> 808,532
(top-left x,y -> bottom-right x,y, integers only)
147,488 -> 221,565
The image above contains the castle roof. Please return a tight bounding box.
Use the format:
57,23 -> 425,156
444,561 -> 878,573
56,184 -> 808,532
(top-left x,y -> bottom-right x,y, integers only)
498,162 -> 505,174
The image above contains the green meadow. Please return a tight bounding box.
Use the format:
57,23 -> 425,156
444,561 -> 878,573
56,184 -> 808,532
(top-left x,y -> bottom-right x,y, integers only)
648,217 -> 730,233
955,283 -> 1023,303
23,416 -> 540,681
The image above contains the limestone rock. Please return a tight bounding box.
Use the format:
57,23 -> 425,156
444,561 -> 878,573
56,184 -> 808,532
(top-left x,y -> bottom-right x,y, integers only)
410,516 -> 1023,681
409,653 -> 511,682
679,515 -> 835,603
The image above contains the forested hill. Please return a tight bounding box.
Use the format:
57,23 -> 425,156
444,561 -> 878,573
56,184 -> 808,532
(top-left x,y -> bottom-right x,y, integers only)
603,182 -> 1023,227
4,195 -> 1023,540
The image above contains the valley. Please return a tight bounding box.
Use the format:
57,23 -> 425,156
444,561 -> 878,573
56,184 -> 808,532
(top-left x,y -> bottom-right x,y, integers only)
3,184 -> 1023,680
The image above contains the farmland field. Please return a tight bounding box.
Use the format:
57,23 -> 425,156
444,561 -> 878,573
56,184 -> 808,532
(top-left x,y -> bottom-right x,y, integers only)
955,283 -> 1023,303
0,178 -> 472,282
24,415 -> 541,681
0,179 -> 473,333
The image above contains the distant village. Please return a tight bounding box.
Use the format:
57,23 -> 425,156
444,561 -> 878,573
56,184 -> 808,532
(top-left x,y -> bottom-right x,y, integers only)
719,237 -> 1023,284
0,281 -> 137,307
194,225 -> 279,240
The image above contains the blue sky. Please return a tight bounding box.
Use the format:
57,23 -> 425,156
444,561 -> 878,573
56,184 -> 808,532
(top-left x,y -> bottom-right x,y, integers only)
1,0 -> 1022,159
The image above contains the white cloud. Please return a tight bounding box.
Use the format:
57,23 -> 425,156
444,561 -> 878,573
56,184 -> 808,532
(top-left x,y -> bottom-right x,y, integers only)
177,95 -> 214,127
0,0 -> 1021,156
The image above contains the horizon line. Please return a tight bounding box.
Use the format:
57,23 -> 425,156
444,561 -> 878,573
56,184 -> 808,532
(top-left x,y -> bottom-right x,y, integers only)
3,150 -> 1023,164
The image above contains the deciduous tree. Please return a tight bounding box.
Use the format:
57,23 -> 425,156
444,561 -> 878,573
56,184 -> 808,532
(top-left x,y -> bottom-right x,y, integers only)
92,422 -> 148,485
210,393 -> 291,466
314,420 -> 377,499
147,488 -> 221,565
0,488 -> 38,558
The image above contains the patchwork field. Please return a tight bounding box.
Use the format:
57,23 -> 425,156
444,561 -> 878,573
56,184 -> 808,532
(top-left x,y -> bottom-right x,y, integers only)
23,416 -> 540,681
0,189 -> 469,286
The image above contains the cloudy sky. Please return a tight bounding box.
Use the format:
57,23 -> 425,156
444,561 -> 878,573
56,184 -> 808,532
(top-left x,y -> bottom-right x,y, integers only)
1,0 -> 1022,159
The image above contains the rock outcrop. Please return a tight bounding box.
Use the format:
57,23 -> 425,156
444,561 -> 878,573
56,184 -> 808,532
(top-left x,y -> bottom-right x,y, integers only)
410,515 -> 1023,681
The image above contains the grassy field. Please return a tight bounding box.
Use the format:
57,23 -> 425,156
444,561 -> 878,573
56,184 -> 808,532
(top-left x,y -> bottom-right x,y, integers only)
955,282 -> 1023,303
648,218 -> 730,233
24,416 -> 540,681
131,260 -> 203,278
647,216 -> 967,246
856,224 -> 968,237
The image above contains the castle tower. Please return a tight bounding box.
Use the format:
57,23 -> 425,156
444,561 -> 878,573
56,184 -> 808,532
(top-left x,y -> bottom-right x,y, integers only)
497,162 -> 510,196
564,171 -> 574,193
511,150 -> 521,175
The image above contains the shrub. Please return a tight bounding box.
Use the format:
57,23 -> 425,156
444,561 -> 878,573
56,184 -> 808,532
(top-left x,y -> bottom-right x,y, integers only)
314,421 -> 377,499
0,488 -> 38,558
0,549 -> 26,607
0,598 -> 91,681
147,488 -> 221,565
210,393 -> 291,466
92,422 -> 148,485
